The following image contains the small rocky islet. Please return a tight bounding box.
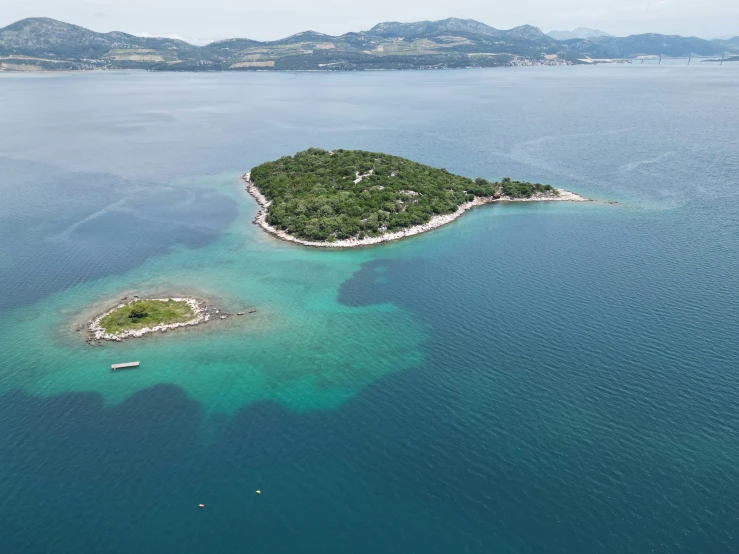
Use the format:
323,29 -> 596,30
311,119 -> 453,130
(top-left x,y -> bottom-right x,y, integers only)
85,296 -> 256,343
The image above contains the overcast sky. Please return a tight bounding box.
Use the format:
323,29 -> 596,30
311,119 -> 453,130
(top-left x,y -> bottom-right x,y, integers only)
2,0 -> 737,43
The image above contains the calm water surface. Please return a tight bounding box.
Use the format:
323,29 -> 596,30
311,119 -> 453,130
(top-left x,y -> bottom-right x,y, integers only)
0,66 -> 738,553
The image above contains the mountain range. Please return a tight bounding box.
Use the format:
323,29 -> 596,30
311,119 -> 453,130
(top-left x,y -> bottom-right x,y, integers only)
1,17 -> 737,72
547,28 -> 613,40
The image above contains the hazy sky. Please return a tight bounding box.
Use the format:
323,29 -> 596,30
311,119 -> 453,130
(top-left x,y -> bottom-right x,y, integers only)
2,0 -> 737,43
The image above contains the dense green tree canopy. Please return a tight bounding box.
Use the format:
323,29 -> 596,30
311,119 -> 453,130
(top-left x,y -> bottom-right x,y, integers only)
250,148 -> 556,242
128,305 -> 149,320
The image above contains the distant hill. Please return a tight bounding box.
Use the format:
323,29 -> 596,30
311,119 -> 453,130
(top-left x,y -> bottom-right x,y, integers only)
505,25 -> 548,40
0,17 -> 735,72
566,33 -> 734,58
368,18 -> 548,41
368,17 -> 501,38
0,17 -> 195,57
548,28 -> 612,40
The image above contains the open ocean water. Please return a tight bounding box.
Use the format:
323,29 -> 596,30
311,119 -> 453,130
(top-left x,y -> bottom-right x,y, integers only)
0,65 -> 738,553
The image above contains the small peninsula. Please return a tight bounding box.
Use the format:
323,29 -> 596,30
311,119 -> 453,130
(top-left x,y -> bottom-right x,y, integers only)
245,148 -> 588,248
89,297 -> 209,341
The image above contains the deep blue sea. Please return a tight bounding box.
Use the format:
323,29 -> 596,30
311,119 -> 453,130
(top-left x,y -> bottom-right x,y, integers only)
1,66 -> 738,553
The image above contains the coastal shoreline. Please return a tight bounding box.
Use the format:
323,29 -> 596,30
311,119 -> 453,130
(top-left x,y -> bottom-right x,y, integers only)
242,173 -> 592,248
88,297 -> 210,342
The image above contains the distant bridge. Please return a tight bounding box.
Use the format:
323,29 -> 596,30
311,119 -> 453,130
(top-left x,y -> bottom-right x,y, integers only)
636,52 -> 729,65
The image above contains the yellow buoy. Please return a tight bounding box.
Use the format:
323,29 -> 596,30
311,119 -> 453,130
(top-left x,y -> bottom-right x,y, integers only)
256,490 -> 261,494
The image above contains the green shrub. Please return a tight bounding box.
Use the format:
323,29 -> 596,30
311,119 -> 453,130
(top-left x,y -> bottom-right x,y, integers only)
129,305 -> 149,320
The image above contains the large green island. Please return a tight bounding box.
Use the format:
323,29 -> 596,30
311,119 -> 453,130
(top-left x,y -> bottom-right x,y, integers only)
244,148 -> 588,247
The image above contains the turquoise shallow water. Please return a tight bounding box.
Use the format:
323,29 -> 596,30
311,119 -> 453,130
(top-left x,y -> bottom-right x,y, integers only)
1,66 -> 738,552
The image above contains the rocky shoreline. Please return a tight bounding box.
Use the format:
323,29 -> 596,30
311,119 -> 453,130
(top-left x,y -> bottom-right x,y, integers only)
243,173 -> 592,248
88,297 -> 210,342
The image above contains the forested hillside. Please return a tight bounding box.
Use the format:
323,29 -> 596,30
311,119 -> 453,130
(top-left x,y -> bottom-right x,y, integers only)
250,148 -> 555,242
